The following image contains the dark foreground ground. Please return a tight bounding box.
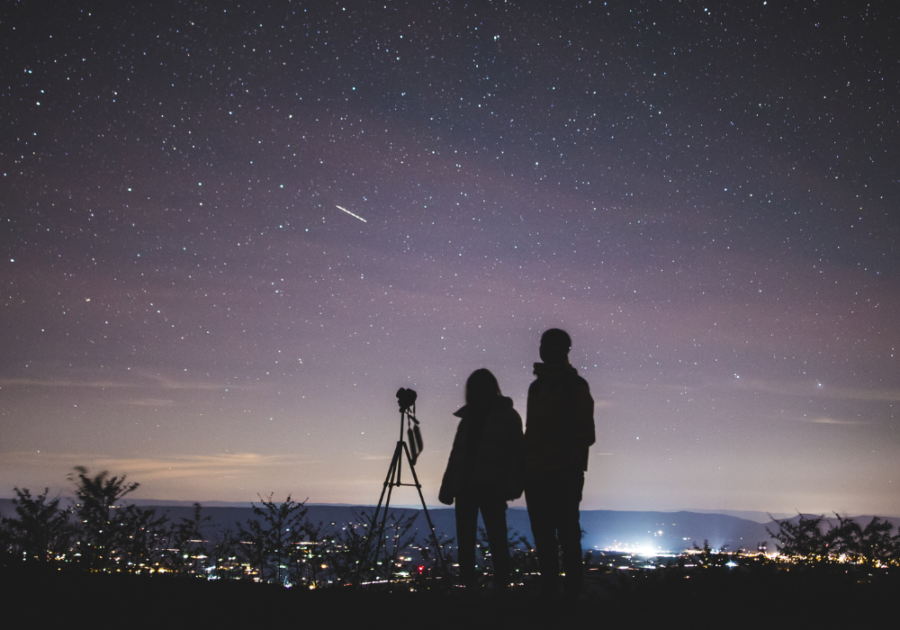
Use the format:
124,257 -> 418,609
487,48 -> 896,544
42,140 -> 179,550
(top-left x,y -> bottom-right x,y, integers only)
3,559 -> 895,627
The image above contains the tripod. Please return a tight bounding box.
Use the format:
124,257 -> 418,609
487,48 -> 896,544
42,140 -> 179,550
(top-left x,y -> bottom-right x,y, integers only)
366,396 -> 446,583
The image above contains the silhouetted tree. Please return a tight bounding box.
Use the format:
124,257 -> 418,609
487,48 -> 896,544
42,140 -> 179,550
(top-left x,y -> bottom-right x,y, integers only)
166,503 -> 211,575
856,516 -> 895,565
115,503 -> 169,572
208,526 -> 240,580
6,487 -> 74,562
827,513 -> 861,560
297,518 -> 327,586
371,511 -> 418,584
235,511 -> 274,581
68,466 -> 140,569
767,514 -> 829,561
327,510 -> 377,587
236,494 -> 311,585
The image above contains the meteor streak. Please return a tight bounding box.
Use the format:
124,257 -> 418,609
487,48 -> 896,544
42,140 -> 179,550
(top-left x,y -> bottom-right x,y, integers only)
336,205 -> 367,223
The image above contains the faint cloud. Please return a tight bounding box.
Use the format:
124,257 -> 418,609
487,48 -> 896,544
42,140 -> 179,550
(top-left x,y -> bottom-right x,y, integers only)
116,398 -> 176,407
0,370 -> 257,393
729,378 -> 900,403
137,371 -> 245,391
0,377 -> 129,389
93,453 -> 319,480
810,417 -> 869,426
0,452 -> 320,483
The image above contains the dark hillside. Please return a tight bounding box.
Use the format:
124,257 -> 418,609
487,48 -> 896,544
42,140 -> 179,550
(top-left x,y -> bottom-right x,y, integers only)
2,555 -> 893,627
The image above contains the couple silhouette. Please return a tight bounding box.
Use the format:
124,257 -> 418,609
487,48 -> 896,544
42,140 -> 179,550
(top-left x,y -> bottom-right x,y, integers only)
439,329 -> 596,599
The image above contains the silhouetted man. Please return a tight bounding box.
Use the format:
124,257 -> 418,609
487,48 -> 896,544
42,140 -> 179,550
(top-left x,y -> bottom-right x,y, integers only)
524,328 -> 595,599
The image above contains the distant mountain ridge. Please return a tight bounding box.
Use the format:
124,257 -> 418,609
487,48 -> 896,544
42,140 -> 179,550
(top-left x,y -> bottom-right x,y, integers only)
8,499 -> 897,552
6,498 -> 898,553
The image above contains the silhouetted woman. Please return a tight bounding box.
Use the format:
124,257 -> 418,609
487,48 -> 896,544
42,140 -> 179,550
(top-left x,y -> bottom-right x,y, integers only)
439,368 -> 524,589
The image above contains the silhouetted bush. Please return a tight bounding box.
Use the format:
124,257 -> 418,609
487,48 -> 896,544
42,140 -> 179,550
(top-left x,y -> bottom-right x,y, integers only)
767,513 -> 900,565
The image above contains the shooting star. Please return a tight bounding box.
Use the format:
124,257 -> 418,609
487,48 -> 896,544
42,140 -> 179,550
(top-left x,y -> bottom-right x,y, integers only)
336,205 -> 367,223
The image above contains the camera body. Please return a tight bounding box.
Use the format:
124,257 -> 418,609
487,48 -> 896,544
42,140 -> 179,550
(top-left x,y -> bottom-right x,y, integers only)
396,387 -> 417,413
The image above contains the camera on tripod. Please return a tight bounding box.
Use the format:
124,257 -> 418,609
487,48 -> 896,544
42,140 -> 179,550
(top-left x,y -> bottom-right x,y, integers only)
396,387 -> 417,414
396,388 -> 423,463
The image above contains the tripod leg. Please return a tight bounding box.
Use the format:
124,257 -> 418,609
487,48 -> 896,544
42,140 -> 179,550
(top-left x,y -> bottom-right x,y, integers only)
370,443 -> 400,534
402,441 -> 447,572
365,441 -> 404,582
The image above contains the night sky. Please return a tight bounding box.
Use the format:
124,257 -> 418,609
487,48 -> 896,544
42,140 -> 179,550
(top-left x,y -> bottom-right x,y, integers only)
3,1 -> 899,516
